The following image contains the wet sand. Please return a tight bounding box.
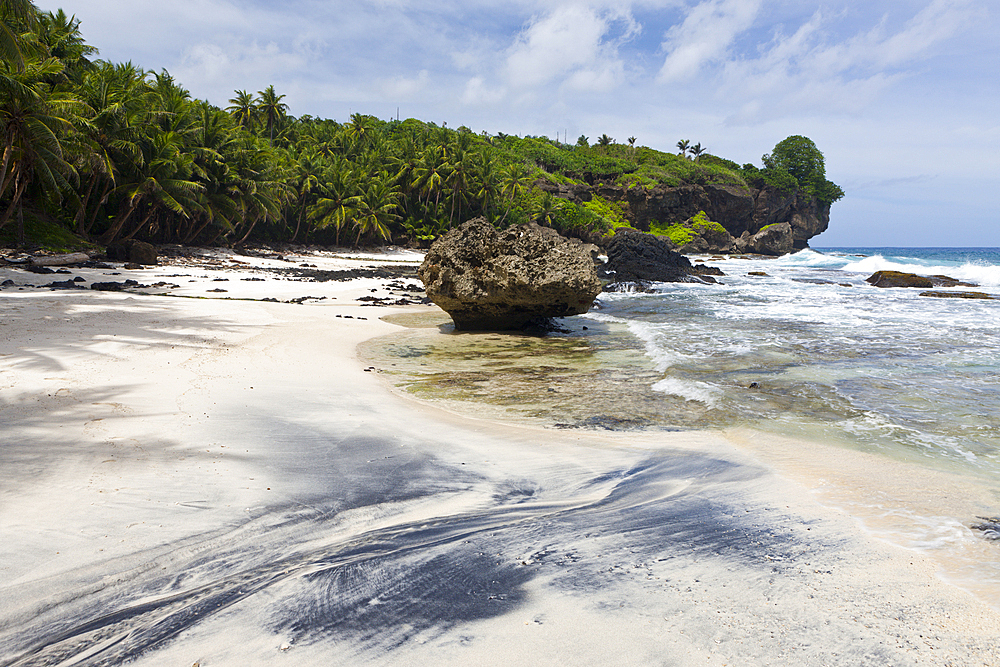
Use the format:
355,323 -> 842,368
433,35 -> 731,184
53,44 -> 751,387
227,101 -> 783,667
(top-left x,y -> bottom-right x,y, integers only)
1,249 -> 999,666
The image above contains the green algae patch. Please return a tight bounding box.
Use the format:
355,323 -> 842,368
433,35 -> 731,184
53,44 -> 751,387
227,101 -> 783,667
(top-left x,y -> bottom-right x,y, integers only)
360,315 -> 736,430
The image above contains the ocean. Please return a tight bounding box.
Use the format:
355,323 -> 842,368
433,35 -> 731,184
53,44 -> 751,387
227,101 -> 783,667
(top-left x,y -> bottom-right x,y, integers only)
367,246 -> 1000,606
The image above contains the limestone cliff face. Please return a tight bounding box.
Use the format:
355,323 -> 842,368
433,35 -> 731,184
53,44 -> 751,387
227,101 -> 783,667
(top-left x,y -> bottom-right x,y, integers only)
538,180 -> 830,252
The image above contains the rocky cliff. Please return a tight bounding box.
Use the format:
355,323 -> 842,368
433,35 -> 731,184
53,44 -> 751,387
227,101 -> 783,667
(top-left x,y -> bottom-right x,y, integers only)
538,180 -> 830,253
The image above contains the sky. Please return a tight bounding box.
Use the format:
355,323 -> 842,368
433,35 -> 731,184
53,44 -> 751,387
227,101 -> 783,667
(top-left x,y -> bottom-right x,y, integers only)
45,0 -> 1000,246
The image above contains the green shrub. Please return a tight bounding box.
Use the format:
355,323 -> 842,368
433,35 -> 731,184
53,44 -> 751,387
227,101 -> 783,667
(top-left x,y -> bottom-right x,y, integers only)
650,222 -> 693,246
583,194 -> 629,234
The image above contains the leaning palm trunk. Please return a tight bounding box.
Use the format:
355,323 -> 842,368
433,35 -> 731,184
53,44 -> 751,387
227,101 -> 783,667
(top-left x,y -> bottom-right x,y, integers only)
75,176 -> 99,235
98,199 -> 139,244
123,208 -> 156,240
235,214 -> 260,246
85,181 -> 112,236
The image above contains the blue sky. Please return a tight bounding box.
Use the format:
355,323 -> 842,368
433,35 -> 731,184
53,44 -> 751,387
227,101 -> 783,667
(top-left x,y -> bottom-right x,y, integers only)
47,0 -> 999,246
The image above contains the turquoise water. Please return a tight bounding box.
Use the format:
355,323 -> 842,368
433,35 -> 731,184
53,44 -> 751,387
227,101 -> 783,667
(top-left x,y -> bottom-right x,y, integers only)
370,246 -> 1000,605
591,248 -> 1000,478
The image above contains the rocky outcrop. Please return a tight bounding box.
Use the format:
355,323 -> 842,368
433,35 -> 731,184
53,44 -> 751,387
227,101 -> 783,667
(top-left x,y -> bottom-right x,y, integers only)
544,179 -> 830,254
735,222 -> 794,256
418,218 -> 602,330
598,228 -> 714,289
920,291 -> 997,300
671,211 -> 736,254
866,271 -> 977,289
106,239 -> 158,265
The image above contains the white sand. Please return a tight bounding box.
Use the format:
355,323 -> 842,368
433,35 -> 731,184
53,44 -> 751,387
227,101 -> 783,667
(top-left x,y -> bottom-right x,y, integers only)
2,249 -> 999,666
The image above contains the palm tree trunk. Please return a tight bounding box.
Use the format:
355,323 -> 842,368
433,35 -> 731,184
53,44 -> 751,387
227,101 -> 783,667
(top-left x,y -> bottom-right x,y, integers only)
76,176 -> 98,235
0,145 -> 15,198
291,193 -> 305,242
98,199 -> 138,245
16,199 -> 24,246
123,209 -> 156,240
85,181 -> 112,235
0,174 -> 28,230
184,217 -> 213,244
235,215 -> 259,246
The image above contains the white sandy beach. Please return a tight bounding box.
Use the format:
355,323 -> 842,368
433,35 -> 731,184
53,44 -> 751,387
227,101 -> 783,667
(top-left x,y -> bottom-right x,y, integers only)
2,248 -> 999,666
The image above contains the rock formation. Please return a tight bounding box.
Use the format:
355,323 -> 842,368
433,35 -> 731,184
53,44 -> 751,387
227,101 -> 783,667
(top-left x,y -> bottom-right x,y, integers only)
538,179 -> 829,253
866,271 -> 976,289
418,218 -> 602,330
598,228 -> 719,289
735,222 -> 794,256
670,211 -> 736,254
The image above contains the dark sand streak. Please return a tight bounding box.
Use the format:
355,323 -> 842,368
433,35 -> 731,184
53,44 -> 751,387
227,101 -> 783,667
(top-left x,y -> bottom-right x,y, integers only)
5,454 -> 799,666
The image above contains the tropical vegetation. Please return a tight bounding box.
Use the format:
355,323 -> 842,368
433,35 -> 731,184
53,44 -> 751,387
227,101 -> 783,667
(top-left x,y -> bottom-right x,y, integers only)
1,0 -> 844,249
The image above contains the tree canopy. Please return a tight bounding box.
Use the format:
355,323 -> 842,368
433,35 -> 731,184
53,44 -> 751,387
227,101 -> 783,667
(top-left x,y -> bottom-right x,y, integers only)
760,135 -> 843,205
0,1 -> 845,249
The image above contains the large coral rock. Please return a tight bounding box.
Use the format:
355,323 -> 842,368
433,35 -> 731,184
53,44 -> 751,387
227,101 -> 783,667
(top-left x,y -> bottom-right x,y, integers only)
418,218 -> 602,330
735,222 -> 794,256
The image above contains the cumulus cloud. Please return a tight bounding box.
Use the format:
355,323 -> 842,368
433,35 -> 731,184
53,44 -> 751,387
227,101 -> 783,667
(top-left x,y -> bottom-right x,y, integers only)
653,0 -> 985,123
502,4 -> 638,92
657,0 -> 762,82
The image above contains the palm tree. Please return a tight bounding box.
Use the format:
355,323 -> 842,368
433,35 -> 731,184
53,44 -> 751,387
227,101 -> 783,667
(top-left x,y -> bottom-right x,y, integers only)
287,146 -> 320,241
676,139 -> 690,157
98,129 -> 203,243
35,9 -> 96,82
309,159 -> 358,246
690,143 -> 707,160
597,134 -> 613,148
412,144 -> 446,217
0,55 -> 83,238
531,191 -> 560,227
347,112 -> 377,153
255,84 -> 287,146
471,148 -> 499,221
347,175 -> 399,244
74,61 -> 152,236
498,161 -> 531,224
443,138 -> 474,226
226,89 -> 256,131
1,0 -> 39,72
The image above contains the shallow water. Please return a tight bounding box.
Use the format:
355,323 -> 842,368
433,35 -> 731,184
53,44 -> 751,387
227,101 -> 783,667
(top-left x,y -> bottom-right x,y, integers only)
365,248 -> 1000,608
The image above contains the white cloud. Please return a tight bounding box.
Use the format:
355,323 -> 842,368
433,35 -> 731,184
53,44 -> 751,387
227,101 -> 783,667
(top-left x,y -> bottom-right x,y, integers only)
379,70 -> 431,99
461,76 -> 506,105
503,4 -> 637,91
694,0 -> 984,123
657,0 -> 762,82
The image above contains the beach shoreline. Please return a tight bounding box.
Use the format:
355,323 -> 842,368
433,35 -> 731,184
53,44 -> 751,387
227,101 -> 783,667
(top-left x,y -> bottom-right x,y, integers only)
2,249 -> 1000,665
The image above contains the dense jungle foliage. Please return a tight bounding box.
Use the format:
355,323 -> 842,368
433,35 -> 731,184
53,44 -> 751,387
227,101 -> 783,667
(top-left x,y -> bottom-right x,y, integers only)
1,0 -> 844,248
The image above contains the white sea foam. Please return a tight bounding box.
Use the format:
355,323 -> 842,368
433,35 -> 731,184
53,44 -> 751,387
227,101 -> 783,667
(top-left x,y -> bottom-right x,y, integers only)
839,256 -> 1000,287
769,248 -> 847,269
624,321 -> 694,371
651,377 -> 722,407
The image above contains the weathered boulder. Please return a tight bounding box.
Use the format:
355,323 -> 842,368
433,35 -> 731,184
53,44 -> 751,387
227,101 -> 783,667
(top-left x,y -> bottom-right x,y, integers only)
418,218 -> 602,330
867,271 -> 978,288
598,228 -> 709,287
106,239 -> 158,265
735,222 -> 794,255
